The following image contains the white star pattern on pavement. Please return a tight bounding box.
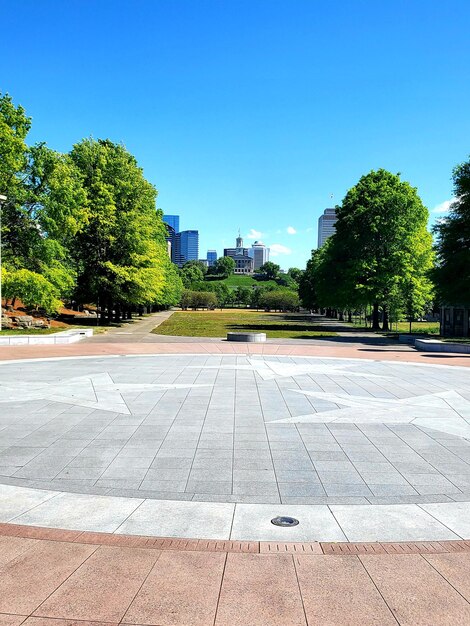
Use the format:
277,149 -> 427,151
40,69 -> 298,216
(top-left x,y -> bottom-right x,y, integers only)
0,373 -> 212,414
189,358 -> 388,380
267,389 -> 470,439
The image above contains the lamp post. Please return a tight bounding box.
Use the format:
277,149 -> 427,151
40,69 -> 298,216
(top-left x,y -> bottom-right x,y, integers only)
0,194 -> 7,332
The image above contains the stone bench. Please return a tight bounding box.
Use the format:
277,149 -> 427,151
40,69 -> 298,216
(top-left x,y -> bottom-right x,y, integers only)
227,332 -> 266,343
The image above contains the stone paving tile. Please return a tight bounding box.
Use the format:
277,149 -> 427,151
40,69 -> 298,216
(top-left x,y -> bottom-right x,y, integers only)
124,551 -> 225,626
0,535 -> 38,567
215,553 -> 306,626
34,546 -> 159,622
295,554 -> 397,625
332,504 -> 461,542
361,554 -> 470,625
11,493 -> 143,533
0,540 -> 96,615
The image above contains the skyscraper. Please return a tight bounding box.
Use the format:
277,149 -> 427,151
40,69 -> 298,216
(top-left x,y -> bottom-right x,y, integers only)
317,208 -> 337,247
175,230 -> 199,266
163,214 -> 180,233
207,250 -> 217,267
250,241 -> 269,271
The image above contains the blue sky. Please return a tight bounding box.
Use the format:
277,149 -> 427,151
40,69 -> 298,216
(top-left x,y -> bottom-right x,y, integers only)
1,0 -> 469,269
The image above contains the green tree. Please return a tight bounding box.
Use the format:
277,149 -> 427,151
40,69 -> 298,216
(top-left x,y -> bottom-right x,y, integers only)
234,286 -> 251,306
332,169 -> 433,330
3,268 -> 62,313
287,267 -> 303,284
434,156 -> 470,306
213,256 -> 235,278
70,138 -> 169,317
259,261 -> 280,280
184,260 -> 207,275
180,263 -> 204,288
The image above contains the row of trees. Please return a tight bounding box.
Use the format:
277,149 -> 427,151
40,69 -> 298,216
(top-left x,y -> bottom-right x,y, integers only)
299,160 -> 470,331
0,93 -> 182,318
299,169 -> 434,330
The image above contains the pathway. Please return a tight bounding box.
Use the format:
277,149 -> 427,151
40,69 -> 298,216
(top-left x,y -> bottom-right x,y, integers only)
2,527 -> 470,625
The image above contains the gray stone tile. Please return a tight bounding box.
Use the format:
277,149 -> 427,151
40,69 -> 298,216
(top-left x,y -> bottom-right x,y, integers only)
275,470 -> 321,483
318,470 -> 365,484
278,483 -> 326,497
185,480 -> 232,494
324,484 -> 373,497
232,469 -> 276,483
332,504 -> 460,542
233,481 -> 279,496
144,468 -> 190,482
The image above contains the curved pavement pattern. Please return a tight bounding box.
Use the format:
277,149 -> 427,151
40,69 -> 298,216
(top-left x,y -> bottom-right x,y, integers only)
1,353 -> 470,541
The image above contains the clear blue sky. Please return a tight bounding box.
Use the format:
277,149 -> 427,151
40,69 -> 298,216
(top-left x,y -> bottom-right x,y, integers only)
1,0 -> 469,269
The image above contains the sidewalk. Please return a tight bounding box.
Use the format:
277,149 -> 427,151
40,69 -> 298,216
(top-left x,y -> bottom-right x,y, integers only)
2,528 -> 470,625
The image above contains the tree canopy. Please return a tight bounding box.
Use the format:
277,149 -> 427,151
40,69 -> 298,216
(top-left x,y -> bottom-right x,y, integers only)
0,93 -> 182,317
302,169 -> 434,329
433,156 -> 470,306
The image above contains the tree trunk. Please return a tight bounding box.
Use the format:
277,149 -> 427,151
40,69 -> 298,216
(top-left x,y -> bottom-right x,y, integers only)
382,307 -> 390,331
371,302 -> 380,330
348,310 -> 352,323
339,310 -> 344,321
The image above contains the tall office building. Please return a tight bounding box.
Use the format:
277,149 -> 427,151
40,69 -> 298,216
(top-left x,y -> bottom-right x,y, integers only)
250,241 -> 269,271
175,230 -> 199,267
162,214 -> 180,233
317,208 -> 337,247
207,250 -> 217,267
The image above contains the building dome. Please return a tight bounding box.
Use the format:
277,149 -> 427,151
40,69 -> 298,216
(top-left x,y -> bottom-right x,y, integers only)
253,240 -> 265,246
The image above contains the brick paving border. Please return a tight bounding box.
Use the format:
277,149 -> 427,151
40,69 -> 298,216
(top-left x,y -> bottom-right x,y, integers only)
2,522 -> 470,555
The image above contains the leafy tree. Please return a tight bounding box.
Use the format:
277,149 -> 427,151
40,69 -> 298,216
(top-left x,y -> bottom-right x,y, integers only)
180,263 -> 204,288
70,138 -> 170,316
299,250 -> 322,311
184,260 -> 207,275
259,261 -> 280,280
434,156 -> 470,305
287,267 -> 303,284
213,256 -> 235,278
331,169 -> 433,330
234,286 -> 251,306
3,268 -> 62,313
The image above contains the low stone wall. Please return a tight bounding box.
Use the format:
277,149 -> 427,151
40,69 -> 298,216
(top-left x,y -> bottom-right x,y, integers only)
415,338 -> 470,354
227,332 -> 266,343
0,328 -> 93,346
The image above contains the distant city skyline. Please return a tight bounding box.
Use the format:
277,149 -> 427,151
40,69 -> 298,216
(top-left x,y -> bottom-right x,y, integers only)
2,1 -> 467,269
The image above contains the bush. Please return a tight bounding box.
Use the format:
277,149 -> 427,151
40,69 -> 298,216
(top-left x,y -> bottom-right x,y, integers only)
259,289 -> 299,312
180,290 -> 217,310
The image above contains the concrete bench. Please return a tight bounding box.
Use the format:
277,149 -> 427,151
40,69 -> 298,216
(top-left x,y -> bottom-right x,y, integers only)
227,332 -> 266,343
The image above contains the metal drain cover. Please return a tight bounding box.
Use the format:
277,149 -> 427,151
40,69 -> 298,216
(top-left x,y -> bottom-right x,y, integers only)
271,516 -> 299,527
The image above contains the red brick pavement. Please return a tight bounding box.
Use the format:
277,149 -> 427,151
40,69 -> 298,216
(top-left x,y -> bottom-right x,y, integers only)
2,525 -> 470,625
0,340 -> 469,367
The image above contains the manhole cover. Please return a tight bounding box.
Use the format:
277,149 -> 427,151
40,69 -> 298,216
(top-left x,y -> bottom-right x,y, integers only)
271,516 -> 299,527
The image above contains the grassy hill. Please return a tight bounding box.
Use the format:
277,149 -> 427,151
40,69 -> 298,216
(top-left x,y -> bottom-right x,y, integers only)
211,274 -> 278,290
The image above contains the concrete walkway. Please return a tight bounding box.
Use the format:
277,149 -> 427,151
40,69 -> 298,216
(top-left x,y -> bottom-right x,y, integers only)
2,526 -> 470,625
1,339 -> 469,623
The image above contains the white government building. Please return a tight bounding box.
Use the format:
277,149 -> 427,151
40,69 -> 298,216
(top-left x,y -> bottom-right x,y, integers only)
223,234 -> 270,274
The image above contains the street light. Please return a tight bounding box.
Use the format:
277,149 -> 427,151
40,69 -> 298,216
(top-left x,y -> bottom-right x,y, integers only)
0,194 -> 7,332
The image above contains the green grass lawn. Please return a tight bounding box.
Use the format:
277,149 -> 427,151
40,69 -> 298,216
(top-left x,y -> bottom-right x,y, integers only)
351,319 -> 440,335
0,327 -> 64,335
0,325 -> 110,335
153,309 -> 337,339
210,275 -> 278,290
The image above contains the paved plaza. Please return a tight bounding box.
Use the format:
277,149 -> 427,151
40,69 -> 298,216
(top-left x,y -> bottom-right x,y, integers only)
1,353 -> 470,543
1,336 -> 470,624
